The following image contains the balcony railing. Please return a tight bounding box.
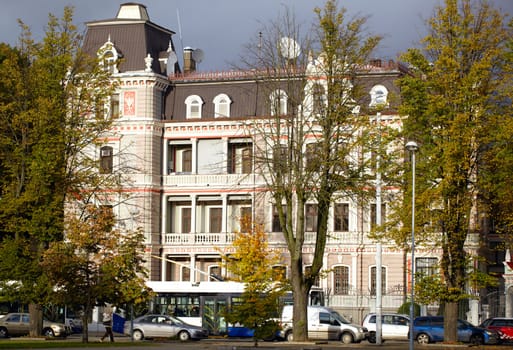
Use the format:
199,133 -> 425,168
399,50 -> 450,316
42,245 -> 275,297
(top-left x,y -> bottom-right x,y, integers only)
164,173 -> 263,187
163,231 -> 375,246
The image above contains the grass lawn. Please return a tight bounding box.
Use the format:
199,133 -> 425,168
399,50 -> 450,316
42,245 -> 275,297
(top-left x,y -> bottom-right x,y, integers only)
0,340 -> 155,348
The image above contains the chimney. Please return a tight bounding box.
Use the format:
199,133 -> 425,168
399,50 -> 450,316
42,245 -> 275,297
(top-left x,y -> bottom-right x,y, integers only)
183,47 -> 196,74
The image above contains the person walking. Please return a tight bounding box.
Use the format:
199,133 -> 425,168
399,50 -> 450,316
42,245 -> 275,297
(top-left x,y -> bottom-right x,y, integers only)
100,304 -> 114,342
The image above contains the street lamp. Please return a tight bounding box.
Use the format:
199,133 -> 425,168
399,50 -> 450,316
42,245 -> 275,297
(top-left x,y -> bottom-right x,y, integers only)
405,141 -> 418,350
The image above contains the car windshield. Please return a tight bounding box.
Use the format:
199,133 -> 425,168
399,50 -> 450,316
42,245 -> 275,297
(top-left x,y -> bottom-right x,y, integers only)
458,319 -> 474,327
331,311 -> 351,324
167,315 -> 186,325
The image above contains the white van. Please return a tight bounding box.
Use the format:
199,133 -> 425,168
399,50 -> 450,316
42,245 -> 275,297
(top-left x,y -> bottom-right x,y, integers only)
279,305 -> 368,343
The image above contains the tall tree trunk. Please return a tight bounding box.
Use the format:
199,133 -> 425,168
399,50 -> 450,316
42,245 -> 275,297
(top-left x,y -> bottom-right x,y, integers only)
291,258 -> 309,341
444,302 -> 458,343
28,303 -> 42,337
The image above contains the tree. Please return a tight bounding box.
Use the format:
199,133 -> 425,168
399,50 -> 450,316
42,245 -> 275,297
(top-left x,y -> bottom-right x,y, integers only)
239,0 -> 382,341
398,0 -> 512,342
41,204 -> 151,343
221,215 -> 285,347
0,7 -> 121,336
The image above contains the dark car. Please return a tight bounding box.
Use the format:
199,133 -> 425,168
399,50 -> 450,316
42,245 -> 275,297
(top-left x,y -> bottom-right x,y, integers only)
123,314 -> 208,341
412,316 -> 499,345
480,317 -> 513,343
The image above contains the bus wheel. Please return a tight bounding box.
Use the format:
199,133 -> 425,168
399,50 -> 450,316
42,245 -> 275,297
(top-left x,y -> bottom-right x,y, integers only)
286,331 -> 293,342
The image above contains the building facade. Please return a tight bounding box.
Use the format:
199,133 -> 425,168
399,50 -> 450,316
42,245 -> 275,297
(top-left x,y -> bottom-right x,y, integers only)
80,3 -> 498,330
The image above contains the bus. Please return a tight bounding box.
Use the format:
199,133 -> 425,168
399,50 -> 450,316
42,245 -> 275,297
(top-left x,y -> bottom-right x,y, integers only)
145,281 -> 324,336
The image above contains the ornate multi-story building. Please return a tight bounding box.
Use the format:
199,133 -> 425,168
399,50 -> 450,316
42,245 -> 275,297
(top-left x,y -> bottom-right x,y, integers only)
81,3 -> 495,334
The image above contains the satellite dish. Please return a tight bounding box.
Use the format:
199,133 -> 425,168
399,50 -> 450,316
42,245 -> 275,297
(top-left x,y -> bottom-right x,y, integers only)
166,51 -> 178,75
192,49 -> 204,64
279,37 -> 301,59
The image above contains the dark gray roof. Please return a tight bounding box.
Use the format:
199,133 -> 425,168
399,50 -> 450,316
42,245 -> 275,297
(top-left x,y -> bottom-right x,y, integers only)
82,4 -> 177,75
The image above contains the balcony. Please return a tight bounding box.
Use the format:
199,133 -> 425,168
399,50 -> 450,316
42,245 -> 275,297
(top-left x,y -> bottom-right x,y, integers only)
164,173 -> 263,188
163,230 -> 374,246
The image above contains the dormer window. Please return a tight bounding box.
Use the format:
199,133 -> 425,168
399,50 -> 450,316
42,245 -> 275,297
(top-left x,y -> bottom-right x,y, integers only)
270,89 -> 287,116
185,95 -> 203,119
98,37 -> 120,74
213,94 -> 231,118
369,84 -> 388,108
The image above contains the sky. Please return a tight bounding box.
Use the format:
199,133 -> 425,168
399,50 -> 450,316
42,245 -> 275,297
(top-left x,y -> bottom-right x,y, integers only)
1,0 -> 512,72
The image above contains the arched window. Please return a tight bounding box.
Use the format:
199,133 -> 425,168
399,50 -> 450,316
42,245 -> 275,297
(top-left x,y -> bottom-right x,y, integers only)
270,89 -> 287,116
185,95 -> 203,118
369,84 -> 388,107
97,37 -> 120,74
99,146 -> 113,174
213,93 -> 232,118
370,265 -> 387,296
333,265 -> 350,295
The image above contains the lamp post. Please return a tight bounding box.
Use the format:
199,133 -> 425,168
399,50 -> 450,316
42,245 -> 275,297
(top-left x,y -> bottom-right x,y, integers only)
406,141 -> 418,350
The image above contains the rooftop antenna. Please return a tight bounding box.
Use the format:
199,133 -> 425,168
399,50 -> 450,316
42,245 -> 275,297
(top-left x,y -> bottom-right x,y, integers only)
192,48 -> 204,69
176,8 -> 184,55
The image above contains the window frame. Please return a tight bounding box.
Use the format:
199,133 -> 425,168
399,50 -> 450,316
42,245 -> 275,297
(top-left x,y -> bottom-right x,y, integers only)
270,89 -> 288,116
185,95 -> 204,119
333,265 -> 350,295
99,146 -> 113,174
213,93 -> 232,118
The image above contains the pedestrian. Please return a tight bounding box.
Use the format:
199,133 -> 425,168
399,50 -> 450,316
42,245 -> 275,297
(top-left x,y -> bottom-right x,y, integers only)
100,303 -> 114,342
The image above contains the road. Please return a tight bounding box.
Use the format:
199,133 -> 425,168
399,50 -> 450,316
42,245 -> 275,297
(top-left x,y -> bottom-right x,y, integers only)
47,335 -> 507,350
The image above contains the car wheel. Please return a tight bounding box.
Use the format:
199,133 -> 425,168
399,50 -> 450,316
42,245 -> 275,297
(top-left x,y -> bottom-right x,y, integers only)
178,330 -> 191,341
132,329 -> 144,341
341,332 -> 354,344
416,333 -> 430,344
368,331 -> 376,343
285,331 -> 293,342
0,327 -> 8,338
470,334 -> 484,345
42,328 -> 55,337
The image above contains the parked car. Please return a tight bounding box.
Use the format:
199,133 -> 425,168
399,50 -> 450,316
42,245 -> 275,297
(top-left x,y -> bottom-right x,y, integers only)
362,313 -> 409,343
123,314 -> 208,341
279,305 -> 368,343
412,316 -> 499,345
479,317 -> 513,343
0,312 -> 70,338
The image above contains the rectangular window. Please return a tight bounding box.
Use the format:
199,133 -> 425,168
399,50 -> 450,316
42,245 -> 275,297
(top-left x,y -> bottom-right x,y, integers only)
181,207 -> 191,233
370,203 -> 386,228
169,145 -> 193,173
305,204 -> 318,232
110,94 -> 120,119
416,257 -> 438,277
228,143 -> 252,174
273,145 -> 288,173
370,266 -> 386,296
272,205 -> 287,232
209,207 -> 222,233
333,266 -> 349,295
305,266 -> 320,286
99,146 -> 113,174
306,143 -> 321,170
181,266 -> 190,281
334,203 -> 349,231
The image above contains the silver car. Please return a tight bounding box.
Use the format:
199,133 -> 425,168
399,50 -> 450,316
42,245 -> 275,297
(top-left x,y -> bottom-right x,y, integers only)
0,313 -> 70,338
123,314 -> 208,341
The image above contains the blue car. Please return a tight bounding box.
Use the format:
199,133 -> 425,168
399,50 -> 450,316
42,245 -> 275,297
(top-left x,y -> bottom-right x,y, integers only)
412,316 -> 499,345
